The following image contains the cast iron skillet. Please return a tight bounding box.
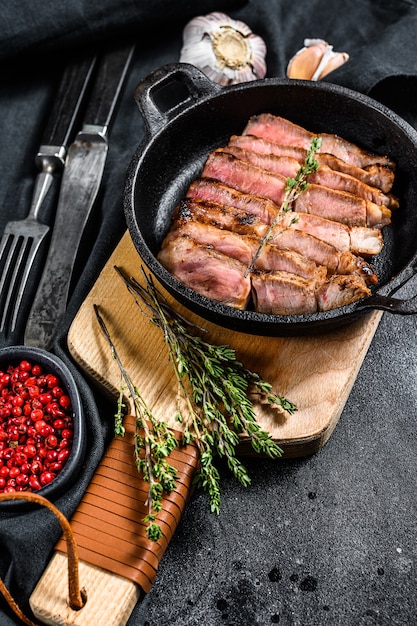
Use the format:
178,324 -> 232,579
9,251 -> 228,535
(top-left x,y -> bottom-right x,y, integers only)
124,63 -> 417,337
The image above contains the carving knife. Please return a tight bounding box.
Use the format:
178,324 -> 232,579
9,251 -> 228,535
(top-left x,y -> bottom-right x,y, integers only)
24,43 -> 135,350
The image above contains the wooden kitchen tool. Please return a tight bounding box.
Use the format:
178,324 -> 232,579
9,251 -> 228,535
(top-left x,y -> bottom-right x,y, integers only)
29,230 -> 382,625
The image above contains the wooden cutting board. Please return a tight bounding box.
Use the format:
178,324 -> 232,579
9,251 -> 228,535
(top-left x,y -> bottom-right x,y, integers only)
29,230 -> 382,626
67,230 -> 382,457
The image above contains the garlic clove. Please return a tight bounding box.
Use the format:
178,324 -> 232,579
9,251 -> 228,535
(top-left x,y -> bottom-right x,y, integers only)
287,38 -> 349,81
180,12 -> 267,86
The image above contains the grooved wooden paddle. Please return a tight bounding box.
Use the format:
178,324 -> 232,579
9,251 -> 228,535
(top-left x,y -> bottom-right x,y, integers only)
29,230 -> 382,625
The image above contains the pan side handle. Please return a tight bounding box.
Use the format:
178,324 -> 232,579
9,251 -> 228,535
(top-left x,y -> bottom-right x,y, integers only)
360,256 -> 417,314
133,62 -> 221,137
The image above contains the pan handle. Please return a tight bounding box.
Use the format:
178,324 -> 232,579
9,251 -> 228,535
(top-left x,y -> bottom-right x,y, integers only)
133,62 -> 221,137
360,256 -> 417,314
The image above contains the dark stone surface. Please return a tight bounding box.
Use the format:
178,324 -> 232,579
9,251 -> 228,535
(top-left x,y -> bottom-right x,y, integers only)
1,1 -> 417,625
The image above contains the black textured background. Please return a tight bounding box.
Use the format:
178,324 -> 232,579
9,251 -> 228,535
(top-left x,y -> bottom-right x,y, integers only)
1,1 -> 417,624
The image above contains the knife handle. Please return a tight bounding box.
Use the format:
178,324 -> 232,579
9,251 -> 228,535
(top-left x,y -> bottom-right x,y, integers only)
37,55 -> 98,170
82,43 -> 136,132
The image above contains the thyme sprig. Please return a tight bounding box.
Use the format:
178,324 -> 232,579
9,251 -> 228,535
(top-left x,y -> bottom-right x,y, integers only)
94,304 -> 178,542
114,267 -> 297,515
246,136 -> 322,275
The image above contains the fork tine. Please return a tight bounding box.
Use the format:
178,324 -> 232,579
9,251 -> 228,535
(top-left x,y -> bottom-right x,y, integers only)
0,230 -> 48,334
8,238 -> 43,333
0,234 -> 25,333
0,234 -> 21,301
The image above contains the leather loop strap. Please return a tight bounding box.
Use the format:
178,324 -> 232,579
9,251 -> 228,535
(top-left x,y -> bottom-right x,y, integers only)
56,415 -> 199,594
0,490 -> 86,625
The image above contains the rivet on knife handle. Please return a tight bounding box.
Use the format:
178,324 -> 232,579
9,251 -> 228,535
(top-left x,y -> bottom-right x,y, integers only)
24,43 -> 136,350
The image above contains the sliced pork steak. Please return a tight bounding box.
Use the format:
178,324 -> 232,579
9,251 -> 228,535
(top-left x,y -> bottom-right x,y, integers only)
224,140 -> 397,207
165,216 -> 328,282
157,235 -> 251,310
243,113 -> 396,170
252,270 -> 371,315
202,151 -> 391,228
187,179 -> 278,224
177,198 -> 383,257
229,134 -> 395,192
158,112 -> 397,316
251,270 -> 319,315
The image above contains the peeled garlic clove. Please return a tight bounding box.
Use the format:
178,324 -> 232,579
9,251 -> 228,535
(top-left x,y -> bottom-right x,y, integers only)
287,38 -> 349,81
180,12 -> 267,86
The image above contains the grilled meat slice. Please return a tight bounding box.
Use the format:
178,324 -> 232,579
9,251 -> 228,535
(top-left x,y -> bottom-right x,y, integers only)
201,151 -> 391,228
307,165 -> 398,209
164,216 -> 327,282
243,113 -> 396,170
229,134 -> 395,192
251,270 -> 371,315
218,145 -> 301,179
177,198 -> 383,257
267,227 -> 377,283
223,142 -> 397,208
157,234 -> 251,310
202,151 -> 286,205
295,184 -> 391,228
170,199 -> 377,284
187,178 -> 278,224
316,274 -> 371,311
251,271 -> 319,315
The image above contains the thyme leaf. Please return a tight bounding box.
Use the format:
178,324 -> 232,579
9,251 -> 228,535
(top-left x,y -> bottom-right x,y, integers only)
246,135 -> 322,275
113,267 -> 297,516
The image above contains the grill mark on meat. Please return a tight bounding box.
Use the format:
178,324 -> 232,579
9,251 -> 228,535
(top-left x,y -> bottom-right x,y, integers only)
243,113 -> 395,170
201,151 -> 391,228
229,134 -> 395,192
157,234 -> 251,310
251,270 -> 371,315
174,198 -> 264,233
187,178 -> 278,224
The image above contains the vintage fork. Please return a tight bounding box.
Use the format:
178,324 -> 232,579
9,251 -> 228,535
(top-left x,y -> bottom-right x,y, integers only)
0,54 -> 97,335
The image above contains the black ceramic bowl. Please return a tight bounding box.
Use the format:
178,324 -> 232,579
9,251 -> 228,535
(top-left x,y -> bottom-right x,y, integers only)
0,345 -> 86,512
125,63 -> 417,336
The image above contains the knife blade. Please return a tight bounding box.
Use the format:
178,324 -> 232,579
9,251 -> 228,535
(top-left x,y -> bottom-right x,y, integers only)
24,43 -> 135,349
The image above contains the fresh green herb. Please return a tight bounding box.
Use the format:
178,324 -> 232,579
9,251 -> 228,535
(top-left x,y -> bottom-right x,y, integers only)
246,136 -> 322,275
113,267 -> 297,516
94,304 -> 178,542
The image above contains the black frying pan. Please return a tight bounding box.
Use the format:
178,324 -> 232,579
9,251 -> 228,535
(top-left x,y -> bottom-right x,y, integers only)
124,63 -> 417,336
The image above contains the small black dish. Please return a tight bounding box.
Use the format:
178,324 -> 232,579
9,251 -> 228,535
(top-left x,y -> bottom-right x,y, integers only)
0,345 -> 86,513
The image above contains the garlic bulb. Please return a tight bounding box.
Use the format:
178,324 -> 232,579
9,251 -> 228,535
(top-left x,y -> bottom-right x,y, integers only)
180,12 -> 267,86
287,39 -> 349,81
